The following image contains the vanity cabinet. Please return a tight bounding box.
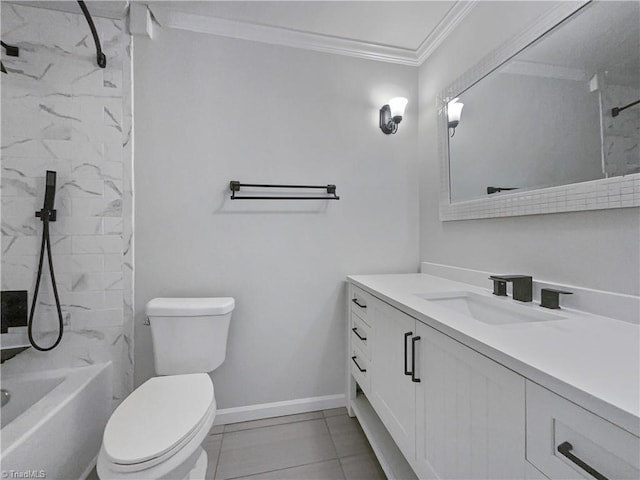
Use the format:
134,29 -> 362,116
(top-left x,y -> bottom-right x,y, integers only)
414,321 -> 526,479
349,284 -> 526,479
348,277 -> 640,480
349,286 -> 375,397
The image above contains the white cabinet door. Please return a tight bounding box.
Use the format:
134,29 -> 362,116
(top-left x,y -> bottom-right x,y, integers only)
370,298 -> 417,459
414,322 -> 526,480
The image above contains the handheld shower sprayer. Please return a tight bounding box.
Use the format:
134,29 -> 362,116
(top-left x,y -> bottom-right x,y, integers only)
28,171 -> 64,351
36,170 -> 57,221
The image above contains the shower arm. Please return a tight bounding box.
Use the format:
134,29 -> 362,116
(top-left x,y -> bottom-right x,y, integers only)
77,0 -> 106,68
2,3 -> 105,73
1,40 -> 19,74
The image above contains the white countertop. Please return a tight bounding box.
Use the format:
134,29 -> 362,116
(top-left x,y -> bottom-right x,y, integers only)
347,273 -> 640,436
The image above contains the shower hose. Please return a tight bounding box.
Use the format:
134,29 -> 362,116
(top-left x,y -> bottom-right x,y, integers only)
28,212 -> 64,351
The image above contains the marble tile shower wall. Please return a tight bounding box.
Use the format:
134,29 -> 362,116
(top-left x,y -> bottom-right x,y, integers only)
0,4 -> 133,405
601,79 -> 640,176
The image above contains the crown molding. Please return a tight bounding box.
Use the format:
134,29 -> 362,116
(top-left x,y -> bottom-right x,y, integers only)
416,1 -> 477,65
147,2 -> 477,67
500,60 -> 587,82
148,4 -> 417,66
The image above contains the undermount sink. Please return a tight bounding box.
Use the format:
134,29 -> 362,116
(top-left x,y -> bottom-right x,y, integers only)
416,291 -> 565,325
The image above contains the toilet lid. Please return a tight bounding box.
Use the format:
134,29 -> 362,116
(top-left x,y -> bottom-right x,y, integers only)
103,374 -> 214,465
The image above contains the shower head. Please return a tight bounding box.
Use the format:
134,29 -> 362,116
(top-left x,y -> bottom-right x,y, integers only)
43,171 -> 56,212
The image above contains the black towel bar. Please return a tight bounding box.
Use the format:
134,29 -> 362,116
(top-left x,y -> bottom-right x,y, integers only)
611,98 -> 640,117
229,181 -> 340,200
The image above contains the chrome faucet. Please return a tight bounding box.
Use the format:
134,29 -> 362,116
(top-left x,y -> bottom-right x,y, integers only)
489,275 -> 533,302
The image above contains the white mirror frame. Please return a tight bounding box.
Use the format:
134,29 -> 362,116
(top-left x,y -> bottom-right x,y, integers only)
437,1 -> 640,221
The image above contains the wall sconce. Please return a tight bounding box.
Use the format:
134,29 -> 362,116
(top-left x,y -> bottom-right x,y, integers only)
447,98 -> 464,137
379,97 -> 408,134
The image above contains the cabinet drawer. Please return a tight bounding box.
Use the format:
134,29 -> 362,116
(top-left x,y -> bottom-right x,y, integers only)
351,313 -> 371,360
350,285 -> 373,326
526,381 -> 639,480
350,347 -> 370,395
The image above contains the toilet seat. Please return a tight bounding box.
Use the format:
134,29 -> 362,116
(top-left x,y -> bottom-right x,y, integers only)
101,374 -> 215,473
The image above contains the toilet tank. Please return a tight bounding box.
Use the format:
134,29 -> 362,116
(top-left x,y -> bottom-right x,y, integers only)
145,297 -> 235,375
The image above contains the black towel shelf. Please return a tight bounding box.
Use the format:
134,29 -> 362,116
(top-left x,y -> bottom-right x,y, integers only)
229,181 -> 340,200
487,186 -> 518,195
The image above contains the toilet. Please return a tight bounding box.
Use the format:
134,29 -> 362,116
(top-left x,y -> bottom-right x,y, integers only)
97,297 -> 235,480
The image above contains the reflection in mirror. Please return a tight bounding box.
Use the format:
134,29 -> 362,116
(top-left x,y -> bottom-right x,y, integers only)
447,1 -> 639,203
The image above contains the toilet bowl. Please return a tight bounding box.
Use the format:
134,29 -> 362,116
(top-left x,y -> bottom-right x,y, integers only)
97,298 -> 234,480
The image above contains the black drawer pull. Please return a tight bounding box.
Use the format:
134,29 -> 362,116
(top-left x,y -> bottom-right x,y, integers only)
411,336 -> 421,383
557,442 -> 608,480
351,356 -> 366,373
352,298 -> 367,309
351,327 -> 367,341
404,332 -> 413,376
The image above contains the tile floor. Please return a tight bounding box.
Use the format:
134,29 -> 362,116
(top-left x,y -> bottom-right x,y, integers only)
89,408 -> 386,480
206,408 -> 385,479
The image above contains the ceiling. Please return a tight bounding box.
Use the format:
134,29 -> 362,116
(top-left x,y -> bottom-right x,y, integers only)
519,1 -> 640,83
9,1 -> 129,19
8,1 -> 464,52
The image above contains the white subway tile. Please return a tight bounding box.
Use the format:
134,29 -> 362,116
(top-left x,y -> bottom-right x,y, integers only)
105,290 -> 123,309
62,291 -> 105,310
104,254 -> 123,272
53,254 -> 104,273
59,178 -> 104,197
71,197 -> 122,217
103,218 -> 123,234
103,143 -> 123,164
72,235 -> 122,254
1,138 -> 50,157
71,309 -> 124,328
71,272 -> 123,291
49,216 -> 103,236
104,180 -> 123,202
1,175 -> 40,197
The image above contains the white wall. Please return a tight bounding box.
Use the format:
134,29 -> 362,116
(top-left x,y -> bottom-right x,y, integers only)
419,1 -> 640,296
1,3 -> 134,405
134,27 -> 419,407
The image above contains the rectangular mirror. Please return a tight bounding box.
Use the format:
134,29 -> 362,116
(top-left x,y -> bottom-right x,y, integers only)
438,1 -> 640,220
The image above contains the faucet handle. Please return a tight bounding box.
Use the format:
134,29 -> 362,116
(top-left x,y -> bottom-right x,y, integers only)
488,277 -> 507,296
540,288 -> 572,309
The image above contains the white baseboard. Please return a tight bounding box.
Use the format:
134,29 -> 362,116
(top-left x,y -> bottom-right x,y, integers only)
212,393 -> 346,426
80,454 -> 98,480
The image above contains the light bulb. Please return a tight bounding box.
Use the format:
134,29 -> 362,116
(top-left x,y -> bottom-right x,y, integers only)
447,98 -> 464,124
388,97 -> 408,120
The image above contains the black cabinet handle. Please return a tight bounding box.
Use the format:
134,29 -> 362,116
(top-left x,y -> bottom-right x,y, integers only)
352,298 -> 366,309
411,336 -> 421,383
351,355 -> 366,373
351,327 -> 367,341
404,332 -> 413,375
557,442 -> 608,480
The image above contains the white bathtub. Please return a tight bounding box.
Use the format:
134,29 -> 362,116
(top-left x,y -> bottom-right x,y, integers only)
1,363 -> 112,479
